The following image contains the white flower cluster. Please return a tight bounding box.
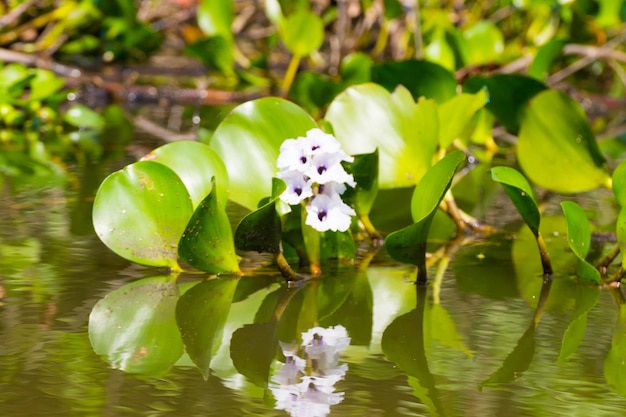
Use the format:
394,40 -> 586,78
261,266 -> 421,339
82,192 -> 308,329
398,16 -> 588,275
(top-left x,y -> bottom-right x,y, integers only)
270,325 -> 351,417
277,129 -> 356,232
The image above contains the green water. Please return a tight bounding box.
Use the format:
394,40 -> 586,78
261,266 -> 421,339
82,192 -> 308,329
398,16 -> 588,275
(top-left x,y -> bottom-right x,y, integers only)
3,164 -> 626,417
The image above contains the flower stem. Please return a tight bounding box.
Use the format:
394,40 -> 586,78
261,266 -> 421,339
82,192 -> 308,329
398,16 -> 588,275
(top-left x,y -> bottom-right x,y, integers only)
536,233 -> 554,278
282,54 -> 301,94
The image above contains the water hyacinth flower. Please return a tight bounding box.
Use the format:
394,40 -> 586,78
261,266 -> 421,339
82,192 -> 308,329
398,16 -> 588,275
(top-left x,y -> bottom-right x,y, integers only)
270,325 -> 350,417
277,128 -> 356,232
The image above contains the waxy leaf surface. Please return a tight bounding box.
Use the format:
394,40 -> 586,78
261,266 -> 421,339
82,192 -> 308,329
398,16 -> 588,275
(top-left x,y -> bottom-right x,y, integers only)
145,141 -> 229,209
210,97 -> 317,210
93,161 -> 193,268
325,83 -> 438,189
178,178 -> 240,274
491,166 -> 540,237
518,90 -> 609,193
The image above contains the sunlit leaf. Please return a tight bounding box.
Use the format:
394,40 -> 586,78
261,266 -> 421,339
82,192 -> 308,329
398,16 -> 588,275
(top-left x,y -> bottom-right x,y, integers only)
491,166 -> 540,237
178,177 -> 240,274
210,97 -> 317,210
437,89 -> 487,148
385,151 -> 465,273
89,277 -> 183,376
518,90 -> 610,193
371,59 -> 456,103
280,10 -> 324,57
93,161 -> 193,268
64,104 -> 105,130
561,201 -> 600,284
340,52 -> 373,85
197,0 -> 233,40
461,21 -> 504,65
176,277 -> 239,379
464,74 -> 546,133
325,83 -> 438,189
29,69 -> 65,102
144,141 -> 228,210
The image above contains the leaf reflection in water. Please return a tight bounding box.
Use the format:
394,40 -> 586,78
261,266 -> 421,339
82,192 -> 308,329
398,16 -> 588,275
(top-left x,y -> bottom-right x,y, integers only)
270,325 -> 350,417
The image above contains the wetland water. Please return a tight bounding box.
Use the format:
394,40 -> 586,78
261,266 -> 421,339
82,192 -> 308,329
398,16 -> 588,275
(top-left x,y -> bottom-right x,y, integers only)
3,156 -> 626,417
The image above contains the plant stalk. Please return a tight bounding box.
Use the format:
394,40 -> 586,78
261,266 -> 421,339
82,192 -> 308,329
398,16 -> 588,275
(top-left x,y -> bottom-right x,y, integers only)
282,54 -> 301,94
536,233 -> 554,278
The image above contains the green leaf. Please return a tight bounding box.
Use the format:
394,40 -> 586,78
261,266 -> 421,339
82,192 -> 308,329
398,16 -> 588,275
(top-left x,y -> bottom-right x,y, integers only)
518,90 -> 610,193
234,200 -> 283,254
560,201 -> 600,284
144,141 -> 228,210
437,89 -> 488,148
178,177 -> 240,274
29,69 -> 65,102
616,207 -> 626,258
529,39 -> 567,81
371,59 -> 456,103
280,10 -> 324,57
612,159 -> 626,207
385,151 -> 465,273
184,37 -> 235,76
346,149 -> 379,216
64,104 -> 105,130
93,161 -> 193,268
210,97 -> 317,210
197,0 -> 233,40
460,20 -> 504,65
340,52 -> 373,85
88,276 -> 183,376
325,83 -> 438,189
463,74 -> 547,133
176,277 -> 239,379
491,166 -> 540,237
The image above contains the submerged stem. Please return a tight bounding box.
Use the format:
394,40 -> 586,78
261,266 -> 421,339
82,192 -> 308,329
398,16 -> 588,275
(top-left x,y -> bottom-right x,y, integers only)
275,251 -> 308,282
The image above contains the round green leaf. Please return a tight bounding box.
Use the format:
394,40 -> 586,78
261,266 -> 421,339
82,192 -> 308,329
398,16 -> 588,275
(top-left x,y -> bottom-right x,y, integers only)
176,278 -> 239,379
88,276 -> 183,376
178,178 -> 240,274
437,89 -> 488,148
64,104 -> 105,130
30,69 -> 65,102
210,97 -> 317,210
491,166 -> 540,237
280,10 -> 324,57
518,90 -> 610,193
325,83 -> 438,189
145,141 -> 229,210
461,20 -> 504,65
93,161 -> 193,268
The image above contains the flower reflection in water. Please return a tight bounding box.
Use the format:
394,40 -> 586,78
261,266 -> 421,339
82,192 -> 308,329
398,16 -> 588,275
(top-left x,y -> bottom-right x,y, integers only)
270,325 -> 351,417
